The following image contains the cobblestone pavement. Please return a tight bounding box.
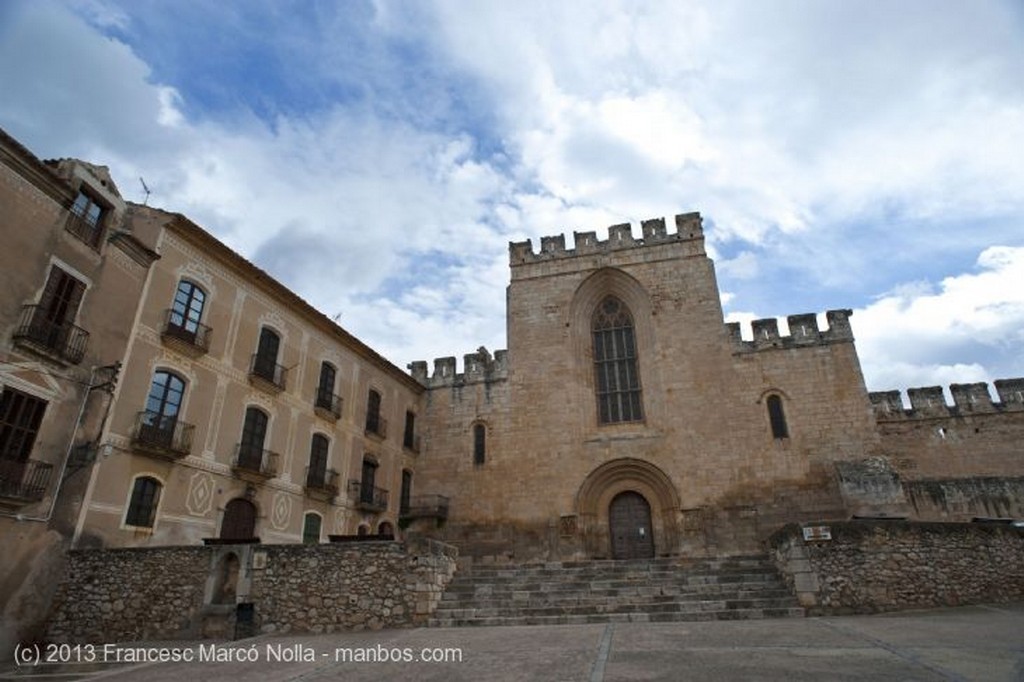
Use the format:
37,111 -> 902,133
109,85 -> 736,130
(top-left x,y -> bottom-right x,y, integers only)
4,602 -> 1023,681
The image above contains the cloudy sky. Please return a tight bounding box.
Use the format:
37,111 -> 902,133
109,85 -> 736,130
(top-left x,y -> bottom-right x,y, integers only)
2,0 -> 1022,400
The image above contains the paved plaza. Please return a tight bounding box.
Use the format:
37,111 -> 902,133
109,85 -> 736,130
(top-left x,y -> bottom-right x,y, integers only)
4,602 -> 1023,681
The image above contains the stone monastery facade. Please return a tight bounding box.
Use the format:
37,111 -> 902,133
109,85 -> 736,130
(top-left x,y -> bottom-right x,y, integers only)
410,215 -> 1024,561
1,126 -> 1022,646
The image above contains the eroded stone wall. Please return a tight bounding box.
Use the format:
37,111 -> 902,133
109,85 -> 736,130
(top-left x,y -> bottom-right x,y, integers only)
46,538 -> 457,643
770,521 -> 1024,614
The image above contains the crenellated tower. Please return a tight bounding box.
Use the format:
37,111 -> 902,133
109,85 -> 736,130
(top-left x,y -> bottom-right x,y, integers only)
406,210 -> 1024,564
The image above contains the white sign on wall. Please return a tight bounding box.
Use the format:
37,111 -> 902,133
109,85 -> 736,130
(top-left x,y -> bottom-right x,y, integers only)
802,525 -> 832,542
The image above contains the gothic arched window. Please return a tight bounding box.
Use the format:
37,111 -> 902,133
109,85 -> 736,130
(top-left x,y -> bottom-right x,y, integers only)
592,296 -> 643,424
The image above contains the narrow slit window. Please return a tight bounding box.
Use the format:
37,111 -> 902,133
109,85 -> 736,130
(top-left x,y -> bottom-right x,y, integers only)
473,423 -> 486,465
767,394 -> 789,439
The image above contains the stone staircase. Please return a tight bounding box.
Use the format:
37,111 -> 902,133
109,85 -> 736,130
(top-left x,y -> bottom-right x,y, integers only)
429,555 -> 804,627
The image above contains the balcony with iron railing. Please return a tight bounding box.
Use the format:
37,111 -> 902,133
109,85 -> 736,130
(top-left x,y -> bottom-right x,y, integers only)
0,459 -> 53,509
364,415 -> 388,440
160,309 -> 212,357
12,305 -> 89,365
130,410 -> 195,460
231,444 -> 279,483
64,210 -> 104,250
349,480 -> 389,512
400,494 -> 450,521
249,354 -> 287,394
314,389 -> 343,421
304,466 -> 339,501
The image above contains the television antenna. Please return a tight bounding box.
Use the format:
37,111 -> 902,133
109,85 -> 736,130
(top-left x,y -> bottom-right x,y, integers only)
139,177 -> 152,205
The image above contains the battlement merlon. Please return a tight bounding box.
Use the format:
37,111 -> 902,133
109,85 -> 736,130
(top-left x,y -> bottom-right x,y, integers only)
408,348 -> 509,388
869,378 -> 1024,420
509,213 -> 704,266
728,309 -> 854,353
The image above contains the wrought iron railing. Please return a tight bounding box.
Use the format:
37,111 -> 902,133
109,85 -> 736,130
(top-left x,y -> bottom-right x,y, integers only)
0,458 -> 53,502
232,444 -> 279,478
131,410 -> 194,456
349,480 -> 389,511
314,389 -> 342,420
364,415 -> 388,439
161,309 -> 212,353
249,354 -> 287,391
64,211 -> 103,249
305,466 -> 339,495
12,304 -> 89,364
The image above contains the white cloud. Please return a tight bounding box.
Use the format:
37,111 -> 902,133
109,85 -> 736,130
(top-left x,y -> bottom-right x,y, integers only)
717,251 -> 760,281
854,246 -> 1024,391
1,0 -> 1023,382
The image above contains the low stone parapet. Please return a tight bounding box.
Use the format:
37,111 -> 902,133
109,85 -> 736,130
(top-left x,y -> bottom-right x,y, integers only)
47,537 -> 458,643
769,520 -> 1024,614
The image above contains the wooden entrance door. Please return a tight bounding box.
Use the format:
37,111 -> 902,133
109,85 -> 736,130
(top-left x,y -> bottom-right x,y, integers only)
220,498 -> 256,540
609,491 -> 654,559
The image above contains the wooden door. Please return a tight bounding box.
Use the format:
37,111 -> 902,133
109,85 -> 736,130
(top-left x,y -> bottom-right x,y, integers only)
220,498 -> 256,540
609,491 -> 654,559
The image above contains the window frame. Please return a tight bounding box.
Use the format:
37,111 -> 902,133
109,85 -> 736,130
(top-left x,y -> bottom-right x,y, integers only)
124,475 -> 162,529
302,512 -> 323,544
365,389 -> 382,435
307,433 -> 330,487
400,469 -> 413,515
239,406 -> 269,464
169,280 -> 206,335
68,188 -> 107,248
316,362 -> 336,405
767,394 -> 789,439
144,370 -> 186,421
403,410 -> 416,450
0,387 -> 48,463
473,422 -> 486,465
591,296 -> 644,425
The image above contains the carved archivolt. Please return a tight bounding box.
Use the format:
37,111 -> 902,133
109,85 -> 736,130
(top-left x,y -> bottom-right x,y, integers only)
575,457 -> 681,556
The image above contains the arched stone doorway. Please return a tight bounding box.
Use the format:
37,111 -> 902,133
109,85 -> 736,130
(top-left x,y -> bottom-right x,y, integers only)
211,552 -> 240,604
576,458 -> 681,559
609,491 -> 654,559
220,498 -> 257,540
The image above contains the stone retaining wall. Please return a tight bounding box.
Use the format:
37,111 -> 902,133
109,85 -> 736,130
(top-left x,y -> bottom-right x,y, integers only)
47,536 -> 457,643
769,521 -> 1024,614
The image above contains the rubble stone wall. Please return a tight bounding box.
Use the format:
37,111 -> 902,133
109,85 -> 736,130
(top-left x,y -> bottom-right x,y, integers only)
47,538 -> 457,643
770,521 -> 1024,614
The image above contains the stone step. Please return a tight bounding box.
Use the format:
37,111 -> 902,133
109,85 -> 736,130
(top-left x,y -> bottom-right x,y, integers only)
461,564 -> 779,579
439,588 -> 796,607
429,607 -> 806,627
428,554 -> 802,629
444,572 -> 782,590
441,581 -> 786,601
434,597 -> 801,619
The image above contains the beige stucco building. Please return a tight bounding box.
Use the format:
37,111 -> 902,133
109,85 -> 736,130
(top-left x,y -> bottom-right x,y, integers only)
74,209 -> 428,549
0,128 -> 158,650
